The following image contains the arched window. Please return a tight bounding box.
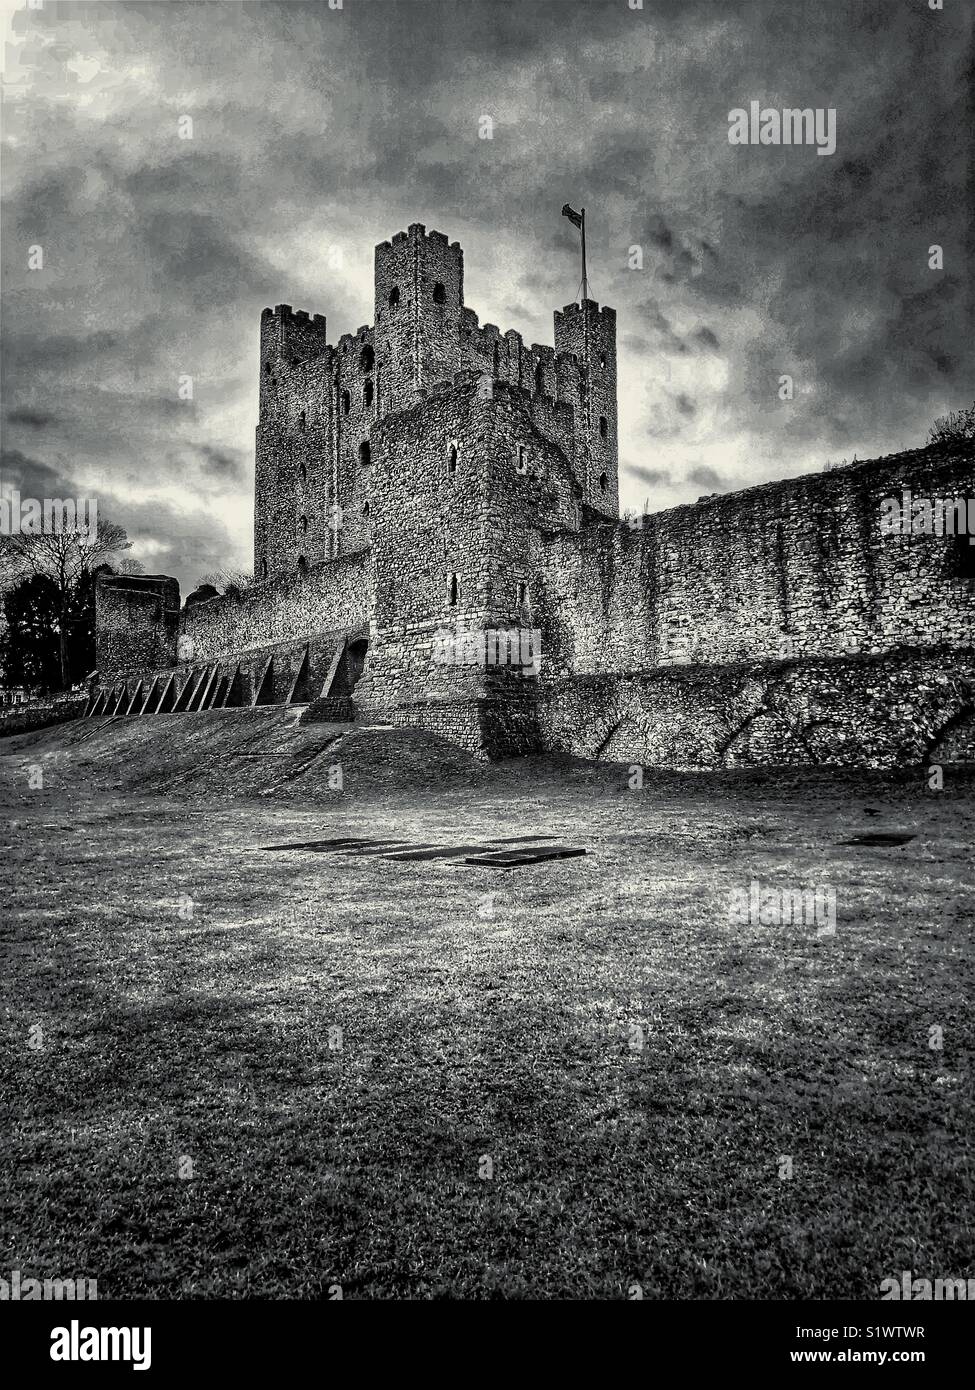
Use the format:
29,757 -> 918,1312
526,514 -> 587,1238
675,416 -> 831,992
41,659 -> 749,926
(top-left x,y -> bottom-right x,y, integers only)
298,410 -> 306,432
297,555 -> 308,576
388,287 -> 400,308
600,352 -> 607,370
599,472 -> 608,493
261,558 -> 268,579
363,379 -> 374,407
264,361 -> 272,375
447,442 -> 458,475
432,282 -> 446,304
363,500 -> 371,518
300,514 -> 308,534
299,460 -> 307,482
341,390 -> 351,416
448,573 -> 458,606
517,581 -> 527,607
599,415 -> 608,439
360,344 -> 374,372
516,445 -> 528,474
359,440 -> 371,467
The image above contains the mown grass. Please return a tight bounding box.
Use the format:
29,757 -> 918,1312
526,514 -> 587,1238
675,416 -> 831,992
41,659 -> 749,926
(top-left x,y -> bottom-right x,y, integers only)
2,729 -> 973,1298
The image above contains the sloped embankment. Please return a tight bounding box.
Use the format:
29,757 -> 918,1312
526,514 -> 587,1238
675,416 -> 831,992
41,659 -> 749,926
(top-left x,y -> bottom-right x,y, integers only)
0,708 -> 489,801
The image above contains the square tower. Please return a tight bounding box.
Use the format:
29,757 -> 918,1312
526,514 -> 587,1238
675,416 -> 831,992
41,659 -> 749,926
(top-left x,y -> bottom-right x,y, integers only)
374,224 -> 465,415
554,299 -> 618,517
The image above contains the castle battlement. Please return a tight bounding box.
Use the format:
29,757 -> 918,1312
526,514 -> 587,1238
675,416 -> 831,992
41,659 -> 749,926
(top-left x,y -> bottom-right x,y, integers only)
92,219 -> 975,773
253,223 -> 618,582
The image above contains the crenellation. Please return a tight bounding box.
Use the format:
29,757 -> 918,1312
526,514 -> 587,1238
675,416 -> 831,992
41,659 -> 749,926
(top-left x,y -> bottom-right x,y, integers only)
93,221 -> 974,770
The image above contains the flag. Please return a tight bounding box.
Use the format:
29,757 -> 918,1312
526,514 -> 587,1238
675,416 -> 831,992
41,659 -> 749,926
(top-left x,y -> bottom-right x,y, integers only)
561,203 -> 583,230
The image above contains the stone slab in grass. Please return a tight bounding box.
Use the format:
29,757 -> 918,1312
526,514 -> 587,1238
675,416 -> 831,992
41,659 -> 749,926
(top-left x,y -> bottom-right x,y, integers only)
487,834 -> 559,842
258,837 -> 390,851
385,844 -> 497,861
837,832 -> 916,846
465,847 -> 588,868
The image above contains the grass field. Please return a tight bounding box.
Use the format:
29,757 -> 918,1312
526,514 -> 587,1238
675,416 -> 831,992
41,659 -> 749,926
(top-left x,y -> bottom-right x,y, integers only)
2,713 -> 973,1299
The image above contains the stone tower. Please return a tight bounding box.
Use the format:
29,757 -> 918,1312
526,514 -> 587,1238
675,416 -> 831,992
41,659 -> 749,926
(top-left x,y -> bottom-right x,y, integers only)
554,299 -> 618,517
373,223 -> 465,415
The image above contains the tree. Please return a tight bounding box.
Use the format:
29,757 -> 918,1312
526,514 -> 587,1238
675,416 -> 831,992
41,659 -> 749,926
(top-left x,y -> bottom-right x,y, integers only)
198,568 -> 254,600
0,573 -> 61,691
928,401 -> 975,444
1,520 -> 132,690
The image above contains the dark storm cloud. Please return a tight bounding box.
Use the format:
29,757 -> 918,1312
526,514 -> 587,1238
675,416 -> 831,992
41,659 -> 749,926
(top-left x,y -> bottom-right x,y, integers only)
197,445 -> 247,482
627,465 -> 672,488
694,327 -> 720,351
4,408 -> 59,429
0,448 -> 75,499
1,0 -> 970,584
687,465 -> 726,492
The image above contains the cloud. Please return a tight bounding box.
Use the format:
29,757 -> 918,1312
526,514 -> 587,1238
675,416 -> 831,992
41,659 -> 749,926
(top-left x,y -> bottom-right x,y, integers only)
4,408 -> 58,429
627,465 -> 673,487
686,465 -> 727,492
1,0 -> 969,581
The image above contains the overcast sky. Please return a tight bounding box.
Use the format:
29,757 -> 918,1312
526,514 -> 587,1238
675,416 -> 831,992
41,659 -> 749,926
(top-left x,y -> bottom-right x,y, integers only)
1,0 -> 971,592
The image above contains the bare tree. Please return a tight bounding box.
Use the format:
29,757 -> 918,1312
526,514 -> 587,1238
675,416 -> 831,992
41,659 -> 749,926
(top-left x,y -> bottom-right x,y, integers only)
3,520 -> 132,689
198,568 -> 254,600
928,401 -> 975,444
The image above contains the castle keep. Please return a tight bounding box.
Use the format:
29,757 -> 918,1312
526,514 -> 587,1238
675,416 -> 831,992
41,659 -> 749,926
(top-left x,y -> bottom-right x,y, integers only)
92,223 -> 975,768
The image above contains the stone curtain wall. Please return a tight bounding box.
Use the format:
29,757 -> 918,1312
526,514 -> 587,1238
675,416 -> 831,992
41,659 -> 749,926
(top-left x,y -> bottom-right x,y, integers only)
538,441 -> 973,677
95,575 -> 180,677
538,650 -> 975,770
0,694 -> 88,740
182,554 -> 368,663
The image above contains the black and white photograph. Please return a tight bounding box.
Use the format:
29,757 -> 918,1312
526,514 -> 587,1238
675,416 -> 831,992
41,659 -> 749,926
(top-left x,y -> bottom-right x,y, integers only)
1,0 -> 973,1361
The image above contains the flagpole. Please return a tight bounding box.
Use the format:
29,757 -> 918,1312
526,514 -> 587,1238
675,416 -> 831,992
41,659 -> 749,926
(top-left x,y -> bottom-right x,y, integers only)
580,207 -> 588,303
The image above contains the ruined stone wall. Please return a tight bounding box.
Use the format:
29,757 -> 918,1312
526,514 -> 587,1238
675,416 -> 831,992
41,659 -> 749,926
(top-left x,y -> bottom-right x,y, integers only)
537,649 -> 975,770
0,694 -> 87,739
181,554 -> 368,663
539,441 -> 973,678
95,574 -> 180,678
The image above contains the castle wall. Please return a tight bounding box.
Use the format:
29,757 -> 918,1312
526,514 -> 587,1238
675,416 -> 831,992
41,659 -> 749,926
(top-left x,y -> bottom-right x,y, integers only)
554,300 -> 618,516
181,554 -> 368,662
353,375 -> 578,753
538,442 -> 973,677
537,649 -> 975,770
95,575 -> 180,677
255,306 -> 333,580
334,326 -> 377,557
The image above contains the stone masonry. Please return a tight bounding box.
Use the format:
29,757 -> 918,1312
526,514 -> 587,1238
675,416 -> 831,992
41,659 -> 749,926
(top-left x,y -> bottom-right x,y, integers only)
92,222 -> 975,768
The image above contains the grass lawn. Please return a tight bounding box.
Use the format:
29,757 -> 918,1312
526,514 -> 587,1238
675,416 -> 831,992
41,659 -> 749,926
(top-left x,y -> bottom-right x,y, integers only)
2,714 -> 973,1298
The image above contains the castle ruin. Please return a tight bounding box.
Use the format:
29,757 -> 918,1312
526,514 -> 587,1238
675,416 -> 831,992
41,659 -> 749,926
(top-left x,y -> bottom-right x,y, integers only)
91,222 -> 975,768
